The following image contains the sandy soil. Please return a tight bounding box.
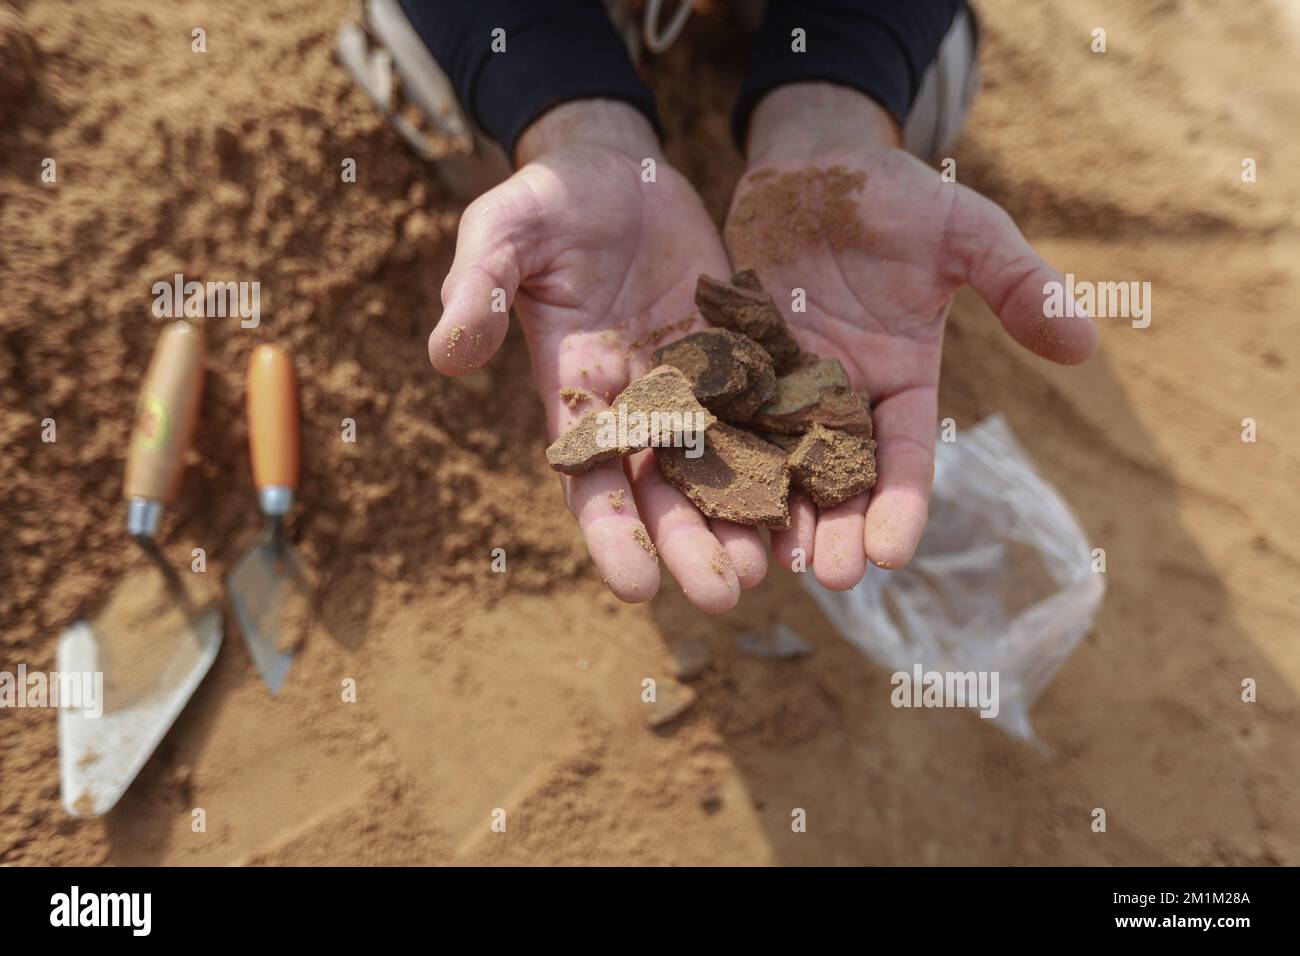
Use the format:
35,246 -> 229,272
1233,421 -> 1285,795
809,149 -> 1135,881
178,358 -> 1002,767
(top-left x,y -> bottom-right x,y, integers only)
2,0 -> 1298,865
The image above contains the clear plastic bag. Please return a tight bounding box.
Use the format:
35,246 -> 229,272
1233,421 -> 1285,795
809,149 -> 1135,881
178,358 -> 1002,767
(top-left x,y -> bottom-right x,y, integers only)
801,414 -> 1104,741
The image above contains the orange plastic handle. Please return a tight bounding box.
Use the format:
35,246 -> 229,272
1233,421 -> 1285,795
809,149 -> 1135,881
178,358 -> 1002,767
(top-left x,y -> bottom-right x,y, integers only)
247,345 -> 299,491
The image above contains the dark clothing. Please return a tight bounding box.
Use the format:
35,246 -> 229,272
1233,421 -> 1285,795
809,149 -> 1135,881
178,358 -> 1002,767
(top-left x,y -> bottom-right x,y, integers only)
401,0 -> 963,159
733,0 -> 964,146
399,0 -> 662,158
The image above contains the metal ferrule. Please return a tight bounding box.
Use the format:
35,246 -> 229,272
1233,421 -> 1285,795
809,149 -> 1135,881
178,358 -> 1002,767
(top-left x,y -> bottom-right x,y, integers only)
258,485 -> 295,518
126,497 -> 163,539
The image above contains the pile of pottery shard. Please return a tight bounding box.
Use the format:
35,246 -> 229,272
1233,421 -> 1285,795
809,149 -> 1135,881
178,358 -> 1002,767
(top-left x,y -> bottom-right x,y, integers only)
546,271 -> 877,529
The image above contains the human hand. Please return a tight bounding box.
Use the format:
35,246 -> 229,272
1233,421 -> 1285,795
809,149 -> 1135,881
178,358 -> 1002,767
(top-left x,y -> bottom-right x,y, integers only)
429,99 -> 766,613
726,84 -> 1099,589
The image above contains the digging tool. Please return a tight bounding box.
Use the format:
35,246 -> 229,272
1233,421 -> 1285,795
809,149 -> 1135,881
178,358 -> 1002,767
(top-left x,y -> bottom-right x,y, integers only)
227,344 -> 306,694
58,320 -> 222,817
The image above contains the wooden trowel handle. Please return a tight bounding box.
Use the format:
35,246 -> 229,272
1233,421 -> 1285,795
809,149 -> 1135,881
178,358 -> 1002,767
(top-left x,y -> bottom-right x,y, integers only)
247,344 -> 299,493
124,321 -> 206,505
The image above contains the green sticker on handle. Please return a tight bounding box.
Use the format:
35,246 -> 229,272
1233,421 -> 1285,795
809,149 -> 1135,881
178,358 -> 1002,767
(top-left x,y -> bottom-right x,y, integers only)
136,395 -> 172,451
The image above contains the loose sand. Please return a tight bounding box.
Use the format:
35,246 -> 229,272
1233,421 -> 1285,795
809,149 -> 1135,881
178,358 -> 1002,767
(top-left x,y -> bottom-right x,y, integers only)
1,0 -> 1298,865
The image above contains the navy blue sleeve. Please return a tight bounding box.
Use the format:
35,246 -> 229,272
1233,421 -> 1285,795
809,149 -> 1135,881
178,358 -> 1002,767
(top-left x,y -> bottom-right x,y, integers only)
732,0 -> 964,148
398,0 -> 662,160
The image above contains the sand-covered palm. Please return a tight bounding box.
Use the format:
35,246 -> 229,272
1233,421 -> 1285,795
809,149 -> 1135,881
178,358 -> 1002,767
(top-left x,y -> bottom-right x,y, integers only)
430,107 -> 768,613
725,146 -> 1098,588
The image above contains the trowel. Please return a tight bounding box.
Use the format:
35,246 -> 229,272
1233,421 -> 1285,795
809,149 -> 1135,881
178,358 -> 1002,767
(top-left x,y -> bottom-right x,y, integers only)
227,344 -> 306,694
58,320 -> 222,817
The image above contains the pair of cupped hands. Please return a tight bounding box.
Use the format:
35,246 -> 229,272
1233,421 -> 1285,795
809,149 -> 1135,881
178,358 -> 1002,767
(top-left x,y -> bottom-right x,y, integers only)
428,84 -> 1098,613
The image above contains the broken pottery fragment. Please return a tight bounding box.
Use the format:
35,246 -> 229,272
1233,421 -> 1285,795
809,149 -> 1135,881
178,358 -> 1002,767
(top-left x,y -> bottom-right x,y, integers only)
752,359 -> 872,434
656,422 -> 790,529
787,423 -> 878,507
652,328 -> 776,423
695,272 -> 802,373
762,432 -> 803,453
546,412 -> 628,475
546,365 -> 716,476
730,268 -> 765,292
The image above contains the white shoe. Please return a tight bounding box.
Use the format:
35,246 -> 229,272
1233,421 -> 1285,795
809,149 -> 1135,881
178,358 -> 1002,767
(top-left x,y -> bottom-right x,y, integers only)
901,6 -> 981,161
335,0 -> 512,198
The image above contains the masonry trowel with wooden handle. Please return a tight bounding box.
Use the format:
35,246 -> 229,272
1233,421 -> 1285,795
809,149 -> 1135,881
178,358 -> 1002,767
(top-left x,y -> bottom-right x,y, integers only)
58,320 -> 223,817
227,344 -> 308,694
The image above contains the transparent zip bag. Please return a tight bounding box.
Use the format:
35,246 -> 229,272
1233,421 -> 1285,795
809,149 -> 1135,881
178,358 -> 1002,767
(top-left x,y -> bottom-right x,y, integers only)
801,414 -> 1105,741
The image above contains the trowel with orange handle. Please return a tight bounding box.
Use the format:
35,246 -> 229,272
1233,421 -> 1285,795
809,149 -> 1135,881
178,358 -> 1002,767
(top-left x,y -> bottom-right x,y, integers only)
227,344 -> 308,694
58,320 -> 223,817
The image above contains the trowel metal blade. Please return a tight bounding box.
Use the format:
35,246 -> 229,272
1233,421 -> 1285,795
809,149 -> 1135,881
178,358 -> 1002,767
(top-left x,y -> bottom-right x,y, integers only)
57,610 -> 222,818
227,535 -> 302,694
